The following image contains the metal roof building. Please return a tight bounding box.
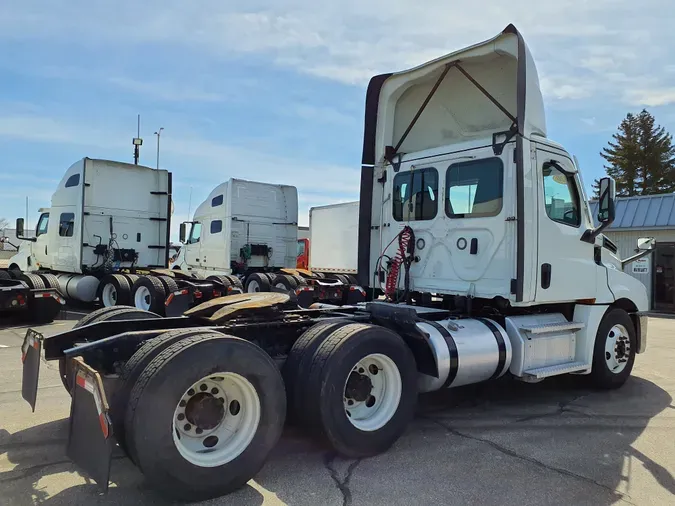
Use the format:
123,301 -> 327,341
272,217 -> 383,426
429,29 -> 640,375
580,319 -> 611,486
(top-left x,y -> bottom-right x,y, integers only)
590,193 -> 675,312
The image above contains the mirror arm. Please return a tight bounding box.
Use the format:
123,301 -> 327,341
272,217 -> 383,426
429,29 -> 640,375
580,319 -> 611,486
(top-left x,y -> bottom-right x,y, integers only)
621,248 -> 654,270
580,220 -> 611,244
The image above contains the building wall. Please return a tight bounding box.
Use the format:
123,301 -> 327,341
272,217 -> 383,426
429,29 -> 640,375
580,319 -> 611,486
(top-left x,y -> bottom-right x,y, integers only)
603,229 -> 675,309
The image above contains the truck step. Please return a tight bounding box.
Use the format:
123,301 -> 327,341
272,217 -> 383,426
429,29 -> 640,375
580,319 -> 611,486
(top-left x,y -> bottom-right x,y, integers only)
523,361 -> 590,379
519,321 -> 585,334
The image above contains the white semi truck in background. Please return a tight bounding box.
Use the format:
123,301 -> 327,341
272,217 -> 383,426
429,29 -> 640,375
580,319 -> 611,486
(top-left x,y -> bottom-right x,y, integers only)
2,158 -> 176,308
19,25 -> 653,502
172,179 -> 363,305
3,164 -> 363,313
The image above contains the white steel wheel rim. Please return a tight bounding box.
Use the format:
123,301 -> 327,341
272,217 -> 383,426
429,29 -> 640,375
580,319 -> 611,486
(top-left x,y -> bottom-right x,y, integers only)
101,283 -> 117,306
604,324 -> 631,374
343,353 -> 402,432
134,286 -> 152,310
247,280 -> 260,293
172,372 -> 261,467
275,282 -> 287,289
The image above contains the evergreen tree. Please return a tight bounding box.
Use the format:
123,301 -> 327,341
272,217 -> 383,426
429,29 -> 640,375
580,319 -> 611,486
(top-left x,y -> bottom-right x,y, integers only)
600,109 -> 675,196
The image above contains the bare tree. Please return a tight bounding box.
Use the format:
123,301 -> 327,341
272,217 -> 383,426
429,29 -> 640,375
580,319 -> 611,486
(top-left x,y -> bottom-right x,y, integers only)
0,217 -> 9,230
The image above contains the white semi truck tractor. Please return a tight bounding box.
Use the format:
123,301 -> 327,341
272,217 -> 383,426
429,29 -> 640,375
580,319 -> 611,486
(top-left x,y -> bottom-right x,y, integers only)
20,25 -> 652,501
171,179 -> 364,305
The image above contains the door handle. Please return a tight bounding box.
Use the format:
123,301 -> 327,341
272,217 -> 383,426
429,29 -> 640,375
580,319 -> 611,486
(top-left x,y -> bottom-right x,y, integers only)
45,246 -> 47,255
541,263 -> 551,289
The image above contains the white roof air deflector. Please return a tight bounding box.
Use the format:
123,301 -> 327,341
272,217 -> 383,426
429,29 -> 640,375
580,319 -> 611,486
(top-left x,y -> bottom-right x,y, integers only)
365,25 -> 546,166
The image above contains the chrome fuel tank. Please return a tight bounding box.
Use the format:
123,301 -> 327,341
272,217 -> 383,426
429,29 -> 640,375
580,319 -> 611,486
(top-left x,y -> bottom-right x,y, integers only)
417,318 -> 512,393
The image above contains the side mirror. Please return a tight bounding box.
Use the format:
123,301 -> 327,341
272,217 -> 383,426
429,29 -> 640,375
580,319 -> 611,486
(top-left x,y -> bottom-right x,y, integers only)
597,177 -> 616,224
16,218 -> 24,238
179,223 -> 187,243
637,237 -> 655,251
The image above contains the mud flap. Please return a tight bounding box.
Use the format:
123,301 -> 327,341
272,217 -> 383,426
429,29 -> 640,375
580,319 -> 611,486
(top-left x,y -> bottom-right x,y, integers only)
66,358 -> 113,492
21,329 -> 42,412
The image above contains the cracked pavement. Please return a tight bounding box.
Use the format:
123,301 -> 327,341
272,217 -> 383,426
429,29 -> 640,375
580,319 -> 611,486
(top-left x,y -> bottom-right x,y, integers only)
0,315 -> 673,505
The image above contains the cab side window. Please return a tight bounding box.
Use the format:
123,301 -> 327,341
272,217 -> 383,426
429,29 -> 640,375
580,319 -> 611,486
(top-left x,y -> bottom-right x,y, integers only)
392,168 -> 438,221
188,222 -> 202,244
542,163 -> 581,227
59,213 -> 75,237
65,174 -> 80,188
36,213 -> 50,236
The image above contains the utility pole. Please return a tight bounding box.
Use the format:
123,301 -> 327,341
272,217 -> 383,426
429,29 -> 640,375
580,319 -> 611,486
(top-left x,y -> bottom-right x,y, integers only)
132,114 -> 143,165
25,196 -> 28,231
154,127 -> 164,170
187,186 -> 193,221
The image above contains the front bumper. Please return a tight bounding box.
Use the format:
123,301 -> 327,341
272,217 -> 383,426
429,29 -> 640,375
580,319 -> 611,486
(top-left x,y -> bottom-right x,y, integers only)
635,312 -> 648,354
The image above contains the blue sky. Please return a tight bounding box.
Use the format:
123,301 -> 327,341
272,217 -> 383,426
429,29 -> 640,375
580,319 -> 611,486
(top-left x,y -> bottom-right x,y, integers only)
1,1 -> 674,238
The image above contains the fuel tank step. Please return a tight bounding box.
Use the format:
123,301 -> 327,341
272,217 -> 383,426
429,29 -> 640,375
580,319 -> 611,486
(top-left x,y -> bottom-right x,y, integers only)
523,361 -> 590,379
519,321 -> 585,334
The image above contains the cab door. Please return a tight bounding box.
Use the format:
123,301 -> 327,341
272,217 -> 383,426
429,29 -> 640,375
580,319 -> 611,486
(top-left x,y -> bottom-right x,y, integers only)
535,149 -> 597,302
33,212 -> 50,268
183,222 -> 202,270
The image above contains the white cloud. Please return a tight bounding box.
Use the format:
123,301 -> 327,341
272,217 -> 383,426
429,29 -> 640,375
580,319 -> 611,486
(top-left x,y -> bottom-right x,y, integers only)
625,88 -> 675,107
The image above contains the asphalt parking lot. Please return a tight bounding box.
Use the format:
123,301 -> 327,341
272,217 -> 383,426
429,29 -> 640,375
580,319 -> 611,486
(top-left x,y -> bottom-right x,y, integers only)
0,312 -> 673,506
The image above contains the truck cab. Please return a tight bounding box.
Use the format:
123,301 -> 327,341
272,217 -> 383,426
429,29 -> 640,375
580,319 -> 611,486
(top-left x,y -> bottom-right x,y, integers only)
359,25 -> 648,312
358,24 -> 650,385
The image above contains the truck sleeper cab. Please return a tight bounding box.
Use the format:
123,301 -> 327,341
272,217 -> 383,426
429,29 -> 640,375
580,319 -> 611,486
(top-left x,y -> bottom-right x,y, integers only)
18,25 -> 650,502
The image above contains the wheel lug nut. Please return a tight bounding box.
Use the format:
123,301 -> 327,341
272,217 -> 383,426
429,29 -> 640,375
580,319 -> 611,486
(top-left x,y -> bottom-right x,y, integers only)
347,399 -> 354,406
211,387 -> 219,395
184,424 -> 192,431
196,428 -> 203,435
177,413 -> 185,421
179,400 -> 187,407
200,384 -> 208,392
187,389 -> 195,396
358,368 -> 365,374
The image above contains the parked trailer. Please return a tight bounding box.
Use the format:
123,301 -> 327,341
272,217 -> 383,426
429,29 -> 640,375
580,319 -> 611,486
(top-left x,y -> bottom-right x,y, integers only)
1,158 -> 241,314
172,178 -> 365,307
19,25 -> 652,501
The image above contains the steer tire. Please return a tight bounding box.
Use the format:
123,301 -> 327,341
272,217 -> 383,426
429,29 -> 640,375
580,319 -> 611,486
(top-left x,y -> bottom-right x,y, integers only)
303,323 -> 418,458
111,328 -> 222,460
273,274 -> 297,291
125,333 -> 286,501
97,274 -> 132,307
59,307 -> 160,394
245,272 -> 271,293
131,276 -> 167,314
283,319 -> 352,424
0,270 -> 11,280
589,308 -> 637,389
19,273 -> 45,290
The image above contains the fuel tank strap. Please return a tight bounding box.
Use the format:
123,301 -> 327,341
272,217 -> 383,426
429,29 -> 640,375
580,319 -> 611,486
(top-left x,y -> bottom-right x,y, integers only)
477,318 -> 507,379
425,320 -> 458,388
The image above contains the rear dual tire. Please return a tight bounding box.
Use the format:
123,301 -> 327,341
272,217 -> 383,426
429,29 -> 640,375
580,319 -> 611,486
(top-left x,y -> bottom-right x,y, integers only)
59,307 -> 160,393
124,333 -> 286,501
287,322 -> 418,458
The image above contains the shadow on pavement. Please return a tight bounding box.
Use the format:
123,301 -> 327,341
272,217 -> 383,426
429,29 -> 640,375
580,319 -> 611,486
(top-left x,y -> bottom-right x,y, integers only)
0,375 -> 672,505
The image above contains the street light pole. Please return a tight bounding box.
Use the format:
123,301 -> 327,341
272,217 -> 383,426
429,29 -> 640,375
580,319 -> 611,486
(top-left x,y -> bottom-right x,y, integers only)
154,127 -> 164,169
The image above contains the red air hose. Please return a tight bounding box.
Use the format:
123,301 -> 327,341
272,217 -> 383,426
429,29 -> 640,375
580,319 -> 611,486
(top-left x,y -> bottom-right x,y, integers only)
385,226 -> 413,299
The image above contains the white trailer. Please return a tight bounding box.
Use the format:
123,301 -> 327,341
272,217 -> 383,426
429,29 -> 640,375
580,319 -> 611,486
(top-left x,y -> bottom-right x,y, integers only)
309,201 -> 359,275
20,25 -> 653,502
